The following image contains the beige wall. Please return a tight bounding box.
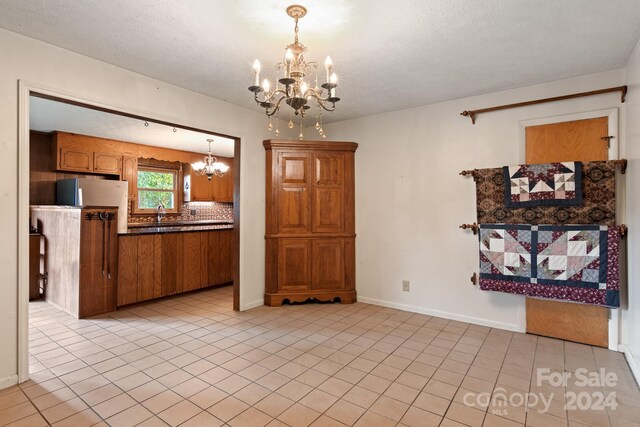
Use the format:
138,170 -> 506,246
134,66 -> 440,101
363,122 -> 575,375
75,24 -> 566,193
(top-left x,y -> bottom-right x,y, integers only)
323,69 -> 627,334
0,28 -> 269,386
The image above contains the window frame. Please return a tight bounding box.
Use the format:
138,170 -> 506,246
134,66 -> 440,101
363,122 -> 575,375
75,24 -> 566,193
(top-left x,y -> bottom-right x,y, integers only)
134,163 -> 180,214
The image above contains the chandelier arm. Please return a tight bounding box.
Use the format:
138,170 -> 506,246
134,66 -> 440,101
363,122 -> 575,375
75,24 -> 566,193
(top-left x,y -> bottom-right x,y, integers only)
265,95 -> 289,117
261,88 -> 289,105
316,99 -> 337,112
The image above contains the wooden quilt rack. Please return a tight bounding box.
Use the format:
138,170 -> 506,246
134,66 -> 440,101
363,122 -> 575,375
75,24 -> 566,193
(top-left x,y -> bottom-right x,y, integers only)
459,159 -> 627,180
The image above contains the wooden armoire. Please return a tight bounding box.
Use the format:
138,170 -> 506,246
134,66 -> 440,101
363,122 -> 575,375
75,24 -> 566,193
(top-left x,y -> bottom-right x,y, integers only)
264,139 -> 358,306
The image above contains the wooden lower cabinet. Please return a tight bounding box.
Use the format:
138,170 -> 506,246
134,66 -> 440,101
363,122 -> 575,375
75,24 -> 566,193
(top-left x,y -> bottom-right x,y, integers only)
117,229 -> 233,306
265,237 -> 355,306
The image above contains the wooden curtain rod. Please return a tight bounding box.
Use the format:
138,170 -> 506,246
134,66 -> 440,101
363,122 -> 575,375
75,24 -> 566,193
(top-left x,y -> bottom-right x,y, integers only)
460,159 -> 627,178
460,86 -> 627,124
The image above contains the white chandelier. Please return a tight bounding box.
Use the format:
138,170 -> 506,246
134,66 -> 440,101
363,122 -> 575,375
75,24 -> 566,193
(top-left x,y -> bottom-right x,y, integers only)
191,139 -> 229,180
249,4 -> 339,140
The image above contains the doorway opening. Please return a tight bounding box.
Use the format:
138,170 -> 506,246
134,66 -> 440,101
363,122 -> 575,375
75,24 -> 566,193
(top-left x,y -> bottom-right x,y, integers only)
21,89 -> 241,383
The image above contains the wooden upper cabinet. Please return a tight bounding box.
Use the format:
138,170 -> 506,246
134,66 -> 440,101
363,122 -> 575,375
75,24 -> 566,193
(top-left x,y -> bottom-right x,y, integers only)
54,132 -> 121,175
94,152 -> 122,174
186,159 -> 234,202
312,153 -> 344,233
58,145 -> 93,172
122,156 -> 138,200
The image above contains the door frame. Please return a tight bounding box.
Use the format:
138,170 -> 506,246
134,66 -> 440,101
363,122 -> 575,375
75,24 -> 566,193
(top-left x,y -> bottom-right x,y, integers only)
516,108 -> 620,350
17,80 -> 243,383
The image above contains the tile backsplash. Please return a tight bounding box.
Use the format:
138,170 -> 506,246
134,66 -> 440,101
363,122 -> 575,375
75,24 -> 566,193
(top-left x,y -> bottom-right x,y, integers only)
128,201 -> 233,225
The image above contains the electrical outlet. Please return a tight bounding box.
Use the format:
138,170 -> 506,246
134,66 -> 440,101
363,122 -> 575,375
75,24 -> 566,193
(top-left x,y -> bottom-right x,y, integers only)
402,280 -> 410,292
190,209 -> 197,216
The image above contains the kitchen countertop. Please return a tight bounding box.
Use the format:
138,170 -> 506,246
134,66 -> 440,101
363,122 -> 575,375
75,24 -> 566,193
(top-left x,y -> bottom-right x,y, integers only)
120,223 -> 233,235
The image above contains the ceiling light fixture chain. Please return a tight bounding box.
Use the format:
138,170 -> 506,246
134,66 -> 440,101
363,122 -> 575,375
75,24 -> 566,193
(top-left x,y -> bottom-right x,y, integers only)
249,4 -> 340,139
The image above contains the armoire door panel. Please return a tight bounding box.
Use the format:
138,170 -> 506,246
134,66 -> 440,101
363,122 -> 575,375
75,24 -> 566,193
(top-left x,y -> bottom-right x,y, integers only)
311,239 -> 345,290
281,155 -> 310,184
278,239 -> 311,290
315,155 -> 343,186
279,188 -> 311,231
313,188 -> 343,232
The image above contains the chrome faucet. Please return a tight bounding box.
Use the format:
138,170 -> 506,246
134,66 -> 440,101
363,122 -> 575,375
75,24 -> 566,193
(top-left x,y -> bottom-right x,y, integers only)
157,204 -> 166,223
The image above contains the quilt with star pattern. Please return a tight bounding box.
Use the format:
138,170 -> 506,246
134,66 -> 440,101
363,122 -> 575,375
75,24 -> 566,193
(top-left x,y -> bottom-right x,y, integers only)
478,224 -> 620,307
504,162 -> 582,207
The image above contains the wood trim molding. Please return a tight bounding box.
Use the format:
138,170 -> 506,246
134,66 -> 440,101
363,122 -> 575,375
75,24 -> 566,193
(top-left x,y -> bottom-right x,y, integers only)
263,139 -> 358,152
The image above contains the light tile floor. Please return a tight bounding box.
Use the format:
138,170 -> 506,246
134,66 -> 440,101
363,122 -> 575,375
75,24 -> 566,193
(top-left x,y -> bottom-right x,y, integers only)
0,286 -> 638,426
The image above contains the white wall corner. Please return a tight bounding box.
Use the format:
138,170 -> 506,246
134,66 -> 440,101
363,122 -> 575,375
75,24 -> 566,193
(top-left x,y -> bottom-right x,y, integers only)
618,344 -> 640,384
357,296 -> 520,332
241,299 -> 264,311
0,375 -> 18,390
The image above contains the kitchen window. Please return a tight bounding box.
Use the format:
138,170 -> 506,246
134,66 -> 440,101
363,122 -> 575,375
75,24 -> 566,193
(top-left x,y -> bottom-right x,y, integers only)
136,166 -> 179,213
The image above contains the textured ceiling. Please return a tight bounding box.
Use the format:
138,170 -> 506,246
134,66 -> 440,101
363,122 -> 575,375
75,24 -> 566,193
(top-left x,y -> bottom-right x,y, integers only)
3,1 -> 640,123
30,97 -> 236,157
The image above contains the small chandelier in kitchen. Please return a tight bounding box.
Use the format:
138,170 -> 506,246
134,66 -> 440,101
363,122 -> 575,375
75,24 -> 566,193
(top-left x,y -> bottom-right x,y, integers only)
192,139 -> 229,180
249,4 -> 339,140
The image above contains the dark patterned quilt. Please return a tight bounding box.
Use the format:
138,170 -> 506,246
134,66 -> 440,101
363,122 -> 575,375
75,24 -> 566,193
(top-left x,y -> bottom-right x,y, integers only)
478,224 -> 620,308
475,161 -> 616,225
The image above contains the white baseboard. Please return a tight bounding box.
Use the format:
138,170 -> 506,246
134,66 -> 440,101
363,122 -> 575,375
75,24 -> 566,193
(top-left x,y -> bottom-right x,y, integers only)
357,296 -> 520,332
241,299 -> 264,311
618,344 -> 640,384
0,374 -> 18,390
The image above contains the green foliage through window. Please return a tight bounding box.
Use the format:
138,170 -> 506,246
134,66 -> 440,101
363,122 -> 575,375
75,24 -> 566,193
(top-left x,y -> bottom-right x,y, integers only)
137,169 -> 176,210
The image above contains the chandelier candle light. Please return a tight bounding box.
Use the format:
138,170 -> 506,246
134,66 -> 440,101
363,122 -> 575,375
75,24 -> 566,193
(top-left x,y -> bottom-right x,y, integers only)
192,139 -> 229,180
249,4 -> 340,140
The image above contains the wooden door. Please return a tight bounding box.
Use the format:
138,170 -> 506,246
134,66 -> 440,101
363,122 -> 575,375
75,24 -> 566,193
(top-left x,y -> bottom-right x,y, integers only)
525,117 -> 610,347
278,239 -> 311,290
312,154 -> 344,233
311,239 -> 345,290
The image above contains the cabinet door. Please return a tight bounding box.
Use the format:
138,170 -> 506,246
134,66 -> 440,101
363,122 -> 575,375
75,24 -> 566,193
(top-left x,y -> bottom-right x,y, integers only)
79,213 -> 106,317
217,230 -> 234,284
94,152 -> 122,174
160,233 -> 183,296
182,232 -> 203,291
117,236 -> 138,306
278,153 -> 312,233
137,235 -> 157,301
122,156 -> 138,200
278,239 -> 311,291
311,239 -> 345,290
205,231 -> 220,286
58,145 -> 93,172
312,154 -> 344,233
190,167 -> 214,201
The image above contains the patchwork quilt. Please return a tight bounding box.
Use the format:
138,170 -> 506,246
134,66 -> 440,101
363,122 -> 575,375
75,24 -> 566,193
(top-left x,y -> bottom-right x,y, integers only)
475,161 -> 616,225
504,162 -> 582,207
478,224 -> 620,308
